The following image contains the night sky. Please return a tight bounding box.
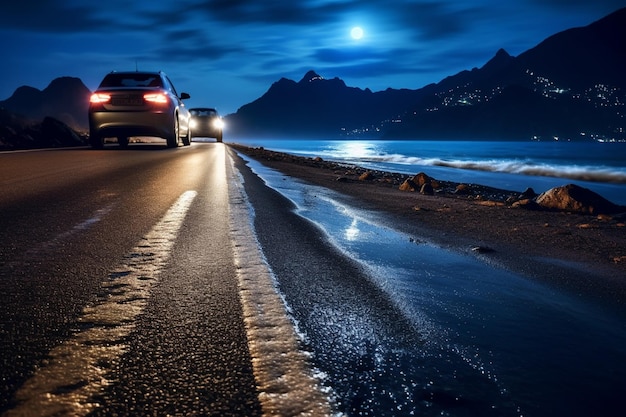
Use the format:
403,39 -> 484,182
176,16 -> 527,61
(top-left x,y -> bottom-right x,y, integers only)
1,0 -> 623,114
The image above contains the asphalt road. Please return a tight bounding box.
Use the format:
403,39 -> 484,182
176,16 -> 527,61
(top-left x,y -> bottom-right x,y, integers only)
10,142 -> 621,417
0,143 -> 273,416
0,142 -> 428,416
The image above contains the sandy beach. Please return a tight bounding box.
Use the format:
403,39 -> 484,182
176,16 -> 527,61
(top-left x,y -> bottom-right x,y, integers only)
229,143 -> 626,307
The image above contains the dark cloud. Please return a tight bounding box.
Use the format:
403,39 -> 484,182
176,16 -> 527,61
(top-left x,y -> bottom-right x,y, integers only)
0,0 -> 623,114
526,0 -> 624,10
154,33 -> 243,62
313,46 -> 389,64
198,0 -> 343,25
0,1 -> 108,32
381,2 -> 474,41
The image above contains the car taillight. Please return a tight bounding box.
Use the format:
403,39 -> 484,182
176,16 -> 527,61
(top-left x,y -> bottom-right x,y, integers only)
143,93 -> 168,104
90,93 -> 111,104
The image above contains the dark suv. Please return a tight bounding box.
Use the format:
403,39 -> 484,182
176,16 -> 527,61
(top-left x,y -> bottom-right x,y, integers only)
189,108 -> 224,142
88,71 -> 191,148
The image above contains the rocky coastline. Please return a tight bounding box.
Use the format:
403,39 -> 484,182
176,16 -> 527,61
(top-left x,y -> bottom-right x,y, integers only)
229,143 -> 626,306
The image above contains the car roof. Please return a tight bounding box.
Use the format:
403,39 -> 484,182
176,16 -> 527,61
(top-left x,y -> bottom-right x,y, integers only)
109,70 -> 164,75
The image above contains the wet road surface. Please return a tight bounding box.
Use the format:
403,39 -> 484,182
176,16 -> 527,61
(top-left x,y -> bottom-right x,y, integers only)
0,144 -> 265,415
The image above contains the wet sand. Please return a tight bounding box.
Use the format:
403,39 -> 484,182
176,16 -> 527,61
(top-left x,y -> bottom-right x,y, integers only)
229,143 -> 626,307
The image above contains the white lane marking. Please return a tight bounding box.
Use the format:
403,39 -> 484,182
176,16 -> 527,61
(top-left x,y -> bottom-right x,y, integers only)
5,191 -> 197,417
227,152 -> 333,416
27,204 -> 116,256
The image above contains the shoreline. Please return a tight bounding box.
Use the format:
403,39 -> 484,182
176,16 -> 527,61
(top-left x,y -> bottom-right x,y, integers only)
229,143 -> 626,307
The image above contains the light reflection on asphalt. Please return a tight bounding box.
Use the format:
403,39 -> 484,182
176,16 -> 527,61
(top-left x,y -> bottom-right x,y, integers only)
240,155 -> 626,417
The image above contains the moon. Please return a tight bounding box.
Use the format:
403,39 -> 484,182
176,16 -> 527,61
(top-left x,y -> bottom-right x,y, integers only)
350,26 -> 364,40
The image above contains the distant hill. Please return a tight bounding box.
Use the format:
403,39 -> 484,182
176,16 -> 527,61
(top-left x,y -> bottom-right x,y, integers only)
227,7 -> 626,141
0,77 -> 91,130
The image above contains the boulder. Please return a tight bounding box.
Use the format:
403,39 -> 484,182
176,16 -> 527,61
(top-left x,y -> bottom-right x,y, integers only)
412,172 -> 432,187
519,187 -> 537,199
420,183 -> 434,195
400,172 -> 435,192
511,198 -> 542,210
399,178 -> 417,192
455,184 -> 470,194
536,184 -> 621,215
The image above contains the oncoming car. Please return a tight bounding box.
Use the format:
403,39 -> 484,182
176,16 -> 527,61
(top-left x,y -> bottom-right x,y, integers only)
189,108 -> 224,142
88,71 -> 191,148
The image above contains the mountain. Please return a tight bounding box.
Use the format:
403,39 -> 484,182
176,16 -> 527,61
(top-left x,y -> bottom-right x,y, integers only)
385,8 -> 626,141
0,77 -> 91,130
226,70 -> 422,138
227,7 -> 626,141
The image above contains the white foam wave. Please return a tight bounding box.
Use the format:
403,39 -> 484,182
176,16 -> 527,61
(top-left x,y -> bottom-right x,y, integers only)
338,153 -> 626,184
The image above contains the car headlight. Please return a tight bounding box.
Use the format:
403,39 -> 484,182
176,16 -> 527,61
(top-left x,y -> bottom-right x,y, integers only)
213,118 -> 225,129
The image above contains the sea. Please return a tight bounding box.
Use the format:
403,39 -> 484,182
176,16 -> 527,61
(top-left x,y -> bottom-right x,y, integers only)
230,138 -> 626,205
232,138 -> 626,417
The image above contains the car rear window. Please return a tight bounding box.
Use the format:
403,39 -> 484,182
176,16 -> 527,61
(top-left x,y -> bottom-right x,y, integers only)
99,74 -> 163,88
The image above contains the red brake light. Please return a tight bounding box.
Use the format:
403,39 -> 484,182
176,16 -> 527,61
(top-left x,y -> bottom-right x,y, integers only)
143,93 -> 168,104
90,93 -> 111,104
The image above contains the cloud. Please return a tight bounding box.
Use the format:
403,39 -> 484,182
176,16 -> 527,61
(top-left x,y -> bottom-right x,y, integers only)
198,0 -> 345,25
526,0 -> 624,10
1,0 -> 623,114
0,1 -> 109,32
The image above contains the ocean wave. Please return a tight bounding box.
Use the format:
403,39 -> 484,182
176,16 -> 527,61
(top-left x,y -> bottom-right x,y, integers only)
347,153 -> 626,184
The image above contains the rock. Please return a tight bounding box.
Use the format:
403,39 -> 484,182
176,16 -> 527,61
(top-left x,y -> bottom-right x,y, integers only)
512,199 -> 542,210
420,183 -> 434,195
536,184 -> 621,215
455,184 -> 470,194
476,200 -> 505,207
505,195 -> 518,205
519,187 -> 537,199
399,179 -> 417,192
412,172 -> 432,187
359,171 -> 374,181
401,172 -> 438,192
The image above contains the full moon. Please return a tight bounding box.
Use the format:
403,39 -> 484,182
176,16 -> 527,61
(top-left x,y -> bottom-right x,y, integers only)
350,26 -> 364,40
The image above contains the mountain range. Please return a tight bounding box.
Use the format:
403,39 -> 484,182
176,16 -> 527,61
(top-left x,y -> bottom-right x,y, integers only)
0,77 -> 91,130
1,7 -> 624,143
226,7 -> 625,141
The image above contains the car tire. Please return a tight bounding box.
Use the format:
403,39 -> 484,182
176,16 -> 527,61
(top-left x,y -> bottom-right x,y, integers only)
182,126 -> 191,146
89,132 -> 104,149
166,117 -> 179,148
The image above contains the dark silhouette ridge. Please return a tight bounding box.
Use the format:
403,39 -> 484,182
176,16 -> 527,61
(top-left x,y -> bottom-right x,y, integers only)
0,77 -> 91,130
